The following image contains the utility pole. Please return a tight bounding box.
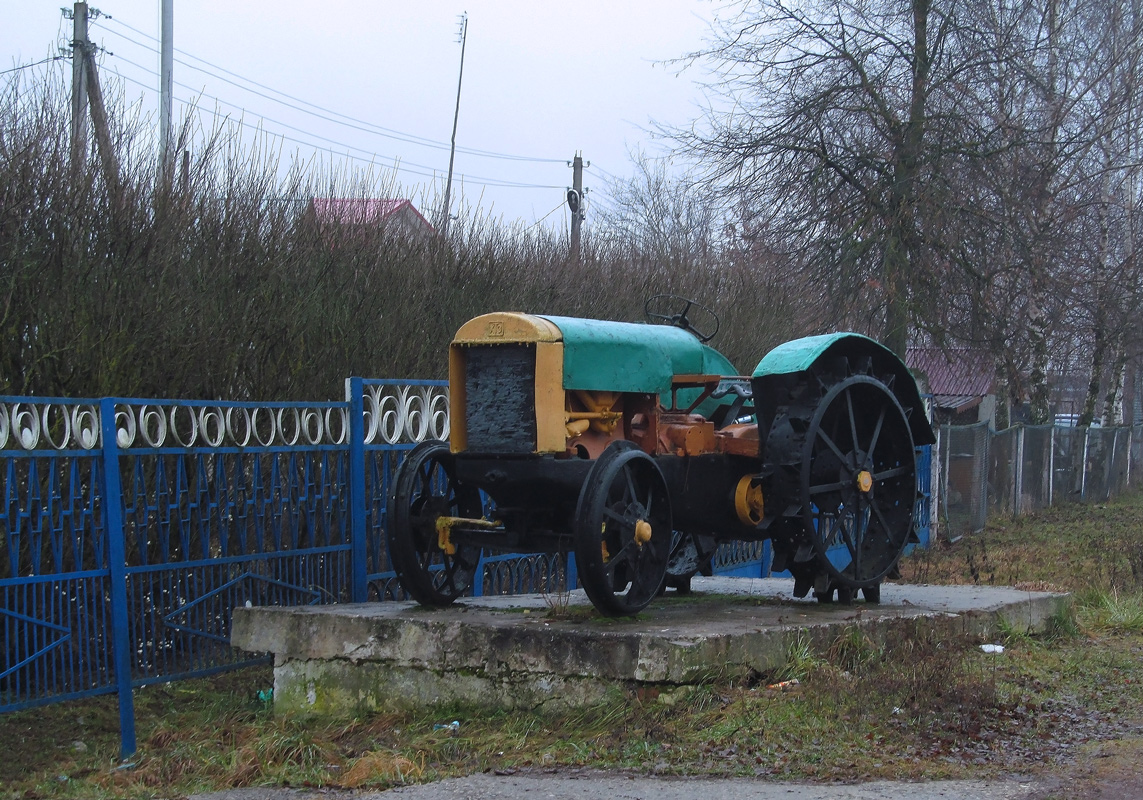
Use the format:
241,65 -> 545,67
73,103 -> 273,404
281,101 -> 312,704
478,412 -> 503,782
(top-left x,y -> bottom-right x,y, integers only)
85,46 -> 119,198
159,0 -> 174,178
440,13 -> 467,238
70,2 -> 89,171
64,4 -> 118,194
568,153 -> 587,260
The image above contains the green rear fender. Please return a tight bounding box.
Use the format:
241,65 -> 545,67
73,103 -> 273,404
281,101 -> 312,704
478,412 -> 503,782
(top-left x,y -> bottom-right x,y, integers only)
752,333 -> 935,446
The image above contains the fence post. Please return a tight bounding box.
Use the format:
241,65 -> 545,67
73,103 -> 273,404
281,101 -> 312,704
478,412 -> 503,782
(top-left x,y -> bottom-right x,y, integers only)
1127,427 -> 1134,488
1081,427 -> 1090,500
941,424 -> 951,527
348,378 -> 368,603
1111,427 -> 1121,498
473,552 -> 486,597
98,398 -> 136,758
978,424 -> 990,533
929,433 -> 940,535
1048,426 -> 1055,506
1014,425 -> 1024,516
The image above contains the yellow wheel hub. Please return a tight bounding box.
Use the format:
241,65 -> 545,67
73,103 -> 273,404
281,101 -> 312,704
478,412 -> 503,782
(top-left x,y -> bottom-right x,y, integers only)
734,475 -> 765,526
634,519 -> 653,546
856,470 -> 873,493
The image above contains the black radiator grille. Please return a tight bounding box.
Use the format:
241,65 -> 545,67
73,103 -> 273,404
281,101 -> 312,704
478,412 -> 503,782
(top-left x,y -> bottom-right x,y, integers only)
464,344 -> 537,453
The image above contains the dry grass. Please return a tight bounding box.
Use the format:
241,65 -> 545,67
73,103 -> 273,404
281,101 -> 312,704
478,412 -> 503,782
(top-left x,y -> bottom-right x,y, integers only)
341,752 -> 425,787
6,493 -> 1143,797
900,491 -> 1143,594
4,629 -> 1142,798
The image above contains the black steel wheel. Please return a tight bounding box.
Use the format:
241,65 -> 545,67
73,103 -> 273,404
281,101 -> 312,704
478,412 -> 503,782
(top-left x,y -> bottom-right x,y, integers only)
574,444 -> 672,616
800,375 -> 916,589
387,440 -> 482,606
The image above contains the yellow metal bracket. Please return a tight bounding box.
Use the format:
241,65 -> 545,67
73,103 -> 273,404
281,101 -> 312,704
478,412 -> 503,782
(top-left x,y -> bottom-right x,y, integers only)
435,516 -> 500,555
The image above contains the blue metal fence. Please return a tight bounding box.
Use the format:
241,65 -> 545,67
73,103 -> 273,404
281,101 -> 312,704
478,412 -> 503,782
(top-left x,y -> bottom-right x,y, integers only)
0,379 -> 784,758
1,392 -> 373,757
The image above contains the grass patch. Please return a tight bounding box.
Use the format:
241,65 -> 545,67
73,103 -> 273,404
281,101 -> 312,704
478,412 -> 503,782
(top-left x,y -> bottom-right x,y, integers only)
4,632 -> 1143,797
901,491 -> 1143,594
7,491 -> 1143,797
1076,589 -> 1143,634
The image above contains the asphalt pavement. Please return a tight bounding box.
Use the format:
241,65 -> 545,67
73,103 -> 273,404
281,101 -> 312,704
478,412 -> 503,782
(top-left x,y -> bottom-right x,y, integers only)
190,772 -> 1045,800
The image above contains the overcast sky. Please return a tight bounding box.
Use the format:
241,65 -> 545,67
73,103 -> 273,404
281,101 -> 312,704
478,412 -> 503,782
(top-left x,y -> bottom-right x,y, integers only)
3,0 -> 722,230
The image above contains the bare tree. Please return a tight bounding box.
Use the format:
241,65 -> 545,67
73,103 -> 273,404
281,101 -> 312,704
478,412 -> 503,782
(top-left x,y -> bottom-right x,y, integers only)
673,0 -> 988,357
593,149 -> 722,270
676,0 -> 1143,426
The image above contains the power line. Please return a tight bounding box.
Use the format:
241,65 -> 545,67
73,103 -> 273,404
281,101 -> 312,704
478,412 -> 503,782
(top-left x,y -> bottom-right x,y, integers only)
107,60 -> 564,190
0,55 -> 67,76
98,15 -> 565,165
586,164 -> 623,183
525,200 -> 568,231
103,25 -> 460,155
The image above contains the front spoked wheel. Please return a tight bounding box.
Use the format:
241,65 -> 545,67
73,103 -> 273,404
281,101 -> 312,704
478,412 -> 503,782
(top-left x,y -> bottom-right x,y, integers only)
387,440 -> 482,606
574,445 -> 672,616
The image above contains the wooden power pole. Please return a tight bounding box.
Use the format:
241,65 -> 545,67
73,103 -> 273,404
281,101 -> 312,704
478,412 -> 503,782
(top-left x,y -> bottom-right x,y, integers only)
440,13 -> 468,238
568,153 -> 586,260
66,3 -> 119,196
85,48 -> 120,198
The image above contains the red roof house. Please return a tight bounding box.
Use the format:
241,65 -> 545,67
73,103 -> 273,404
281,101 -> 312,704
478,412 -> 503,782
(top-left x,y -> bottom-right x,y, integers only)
906,347 -> 997,425
308,198 -> 436,239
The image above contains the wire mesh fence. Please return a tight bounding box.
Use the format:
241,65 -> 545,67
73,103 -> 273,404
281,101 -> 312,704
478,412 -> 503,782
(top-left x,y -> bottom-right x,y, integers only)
936,423 -> 1142,540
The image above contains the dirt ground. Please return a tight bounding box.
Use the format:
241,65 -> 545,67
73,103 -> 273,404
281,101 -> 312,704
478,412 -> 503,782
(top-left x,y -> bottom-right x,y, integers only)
1031,737 -> 1143,799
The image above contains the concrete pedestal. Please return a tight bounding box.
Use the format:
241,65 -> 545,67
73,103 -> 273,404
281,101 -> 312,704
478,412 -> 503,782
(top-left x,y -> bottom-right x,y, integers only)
230,577 -> 1068,716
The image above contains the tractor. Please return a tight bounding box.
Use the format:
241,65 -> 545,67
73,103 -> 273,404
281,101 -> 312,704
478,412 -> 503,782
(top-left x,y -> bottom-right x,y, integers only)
387,296 -> 934,616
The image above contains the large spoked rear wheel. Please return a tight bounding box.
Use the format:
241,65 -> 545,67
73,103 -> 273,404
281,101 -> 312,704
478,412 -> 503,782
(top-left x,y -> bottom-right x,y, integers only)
388,440 -> 482,606
574,444 -> 672,616
800,376 -> 916,593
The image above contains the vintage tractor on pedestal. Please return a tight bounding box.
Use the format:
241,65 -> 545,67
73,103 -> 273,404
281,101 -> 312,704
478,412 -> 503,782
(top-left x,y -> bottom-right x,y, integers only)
387,297 -> 934,616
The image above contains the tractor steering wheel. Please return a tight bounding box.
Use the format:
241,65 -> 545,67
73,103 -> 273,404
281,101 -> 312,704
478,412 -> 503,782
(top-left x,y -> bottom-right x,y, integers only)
643,294 -> 720,343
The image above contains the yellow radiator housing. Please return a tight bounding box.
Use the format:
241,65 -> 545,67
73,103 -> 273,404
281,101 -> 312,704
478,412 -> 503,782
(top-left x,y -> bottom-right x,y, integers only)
449,313 -> 566,454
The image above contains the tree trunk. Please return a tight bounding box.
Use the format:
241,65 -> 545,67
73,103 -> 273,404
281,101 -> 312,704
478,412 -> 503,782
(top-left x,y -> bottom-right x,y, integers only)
1027,276 -> 1052,424
881,0 -> 930,358
882,225 -> 910,358
1103,347 -> 1128,425
1080,323 -> 1106,426
993,362 -> 1011,430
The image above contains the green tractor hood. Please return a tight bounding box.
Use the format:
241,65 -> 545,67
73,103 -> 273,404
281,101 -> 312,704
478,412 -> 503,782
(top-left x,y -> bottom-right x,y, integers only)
539,316 -> 736,393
